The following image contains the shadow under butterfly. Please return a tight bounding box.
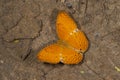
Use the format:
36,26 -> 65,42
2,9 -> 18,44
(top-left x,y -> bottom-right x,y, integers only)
37,11 -> 89,64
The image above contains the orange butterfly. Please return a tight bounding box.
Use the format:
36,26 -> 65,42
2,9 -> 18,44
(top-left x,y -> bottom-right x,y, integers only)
37,11 -> 89,64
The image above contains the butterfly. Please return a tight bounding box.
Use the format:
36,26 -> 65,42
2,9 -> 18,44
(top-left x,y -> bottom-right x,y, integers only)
37,11 -> 89,64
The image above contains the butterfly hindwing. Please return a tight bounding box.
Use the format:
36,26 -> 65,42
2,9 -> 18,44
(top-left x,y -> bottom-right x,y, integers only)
37,43 -> 83,64
60,45 -> 83,64
37,43 -> 61,64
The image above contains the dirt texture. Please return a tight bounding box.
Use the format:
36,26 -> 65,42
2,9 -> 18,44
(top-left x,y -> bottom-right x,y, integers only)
0,0 -> 120,80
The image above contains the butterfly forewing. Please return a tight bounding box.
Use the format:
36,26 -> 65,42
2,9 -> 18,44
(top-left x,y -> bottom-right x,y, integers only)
56,11 -> 89,52
65,30 -> 89,53
56,11 -> 77,40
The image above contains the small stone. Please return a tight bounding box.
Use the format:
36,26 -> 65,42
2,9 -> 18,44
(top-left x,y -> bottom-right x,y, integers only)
80,71 -> 85,74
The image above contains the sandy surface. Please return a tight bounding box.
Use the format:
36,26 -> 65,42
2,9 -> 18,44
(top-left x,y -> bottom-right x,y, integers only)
0,0 -> 120,80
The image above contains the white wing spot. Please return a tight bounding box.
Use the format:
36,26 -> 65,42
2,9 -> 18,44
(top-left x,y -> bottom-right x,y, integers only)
59,53 -> 63,62
69,28 -> 79,35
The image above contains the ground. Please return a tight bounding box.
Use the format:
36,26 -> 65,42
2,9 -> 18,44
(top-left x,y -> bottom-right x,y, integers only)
0,0 -> 120,80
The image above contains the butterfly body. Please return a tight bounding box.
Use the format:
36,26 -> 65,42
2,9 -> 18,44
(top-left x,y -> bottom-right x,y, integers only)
37,11 -> 89,64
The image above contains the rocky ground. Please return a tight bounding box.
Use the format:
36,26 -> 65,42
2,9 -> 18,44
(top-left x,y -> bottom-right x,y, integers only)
0,0 -> 120,80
